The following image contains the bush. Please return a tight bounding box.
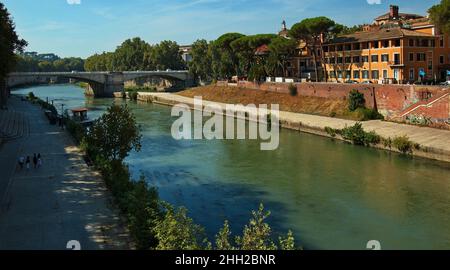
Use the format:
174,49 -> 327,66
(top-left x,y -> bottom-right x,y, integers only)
393,135 -> 414,154
288,83 -> 297,96
348,89 -> 365,111
355,107 -> 384,121
341,123 -> 380,146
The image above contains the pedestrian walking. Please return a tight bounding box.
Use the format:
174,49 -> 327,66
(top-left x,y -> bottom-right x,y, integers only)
26,156 -> 30,170
33,154 -> 38,169
18,156 -> 25,170
37,153 -> 42,168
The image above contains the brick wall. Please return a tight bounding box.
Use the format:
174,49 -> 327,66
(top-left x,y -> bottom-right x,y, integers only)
234,81 -> 450,122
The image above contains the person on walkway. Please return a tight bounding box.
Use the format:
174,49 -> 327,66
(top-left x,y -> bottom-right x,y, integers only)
33,154 -> 38,169
37,153 -> 42,168
25,156 -> 30,170
18,156 -> 25,170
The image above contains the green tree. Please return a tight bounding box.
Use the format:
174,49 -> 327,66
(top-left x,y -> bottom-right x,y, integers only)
112,37 -> 153,71
38,61 -> 54,72
429,0 -> 450,34
235,204 -> 277,250
215,220 -> 234,250
0,2 -> 27,105
188,39 -> 212,82
87,104 -> 142,162
155,205 -> 210,250
151,40 -> 185,70
231,34 -> 277,77
126,178 -> 162,250
290,17 -> 337,81
266,36 -> 298,77
212,33 -> 245,79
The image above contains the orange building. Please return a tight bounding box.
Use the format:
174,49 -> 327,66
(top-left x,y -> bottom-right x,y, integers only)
323,5 -> 450,84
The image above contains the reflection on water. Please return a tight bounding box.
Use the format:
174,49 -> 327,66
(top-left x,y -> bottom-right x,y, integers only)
13,85 -> 450,250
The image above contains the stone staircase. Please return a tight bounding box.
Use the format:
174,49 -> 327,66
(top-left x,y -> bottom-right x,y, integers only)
0,110 -> 29,143
392,91 -> 450,120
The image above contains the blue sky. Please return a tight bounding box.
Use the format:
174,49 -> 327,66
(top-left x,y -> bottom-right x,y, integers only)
3,0 -> 440,58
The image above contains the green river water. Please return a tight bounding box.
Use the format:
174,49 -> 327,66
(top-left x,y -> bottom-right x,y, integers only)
13,85 -> 450,250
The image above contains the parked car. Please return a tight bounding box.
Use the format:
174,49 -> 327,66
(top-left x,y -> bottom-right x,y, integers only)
439,81 -> 450,86
361,81 -> 373,84
345,80 -> 358,84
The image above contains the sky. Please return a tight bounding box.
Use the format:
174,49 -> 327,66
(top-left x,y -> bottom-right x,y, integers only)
2,0 -> 441,58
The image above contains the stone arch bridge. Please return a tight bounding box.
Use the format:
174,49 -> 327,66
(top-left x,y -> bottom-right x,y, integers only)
6,71 -> 194,97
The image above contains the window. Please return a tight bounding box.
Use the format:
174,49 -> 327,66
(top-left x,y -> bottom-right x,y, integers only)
329,45 -> 335,51
329,71 -> 335,78
371,55 -> 379,62
353,70 -> 360,79
330,57 -> 336,64
345,57 -> 352,63
409,39 -> 415,47
383,70 -> 388,79
372,70 -> 379,80
345,44 -> 352,51
440,55 -> 445,64
431,39 -> 435,47
394,53 -> 401,65
409,68 -> 415,80
393,39 -> 401,47
353,56 -> 360,63
362,56 -> 369,63
353,43 -> 360,50
337,57 -> 343,64
381,54 -> 389,62
417,53 -> 426,61
345,70 -> 351,79
337,70 -> 343,79
373,41 -> 379,49
382,40 -> 389,48
337,45 -> 343,51
323,46 -> 329,52
409,53 -> 414,61
440,37 -> 444,48
362,70 -> 369,79
421,39 -> 429,47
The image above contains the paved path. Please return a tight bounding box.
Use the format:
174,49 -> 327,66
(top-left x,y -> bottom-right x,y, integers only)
141,92 -> 450,163
0,96 -> 130,250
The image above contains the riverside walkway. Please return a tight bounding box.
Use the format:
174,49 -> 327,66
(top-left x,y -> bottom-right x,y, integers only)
0,96 -> 130,250
140,92 -> 450,163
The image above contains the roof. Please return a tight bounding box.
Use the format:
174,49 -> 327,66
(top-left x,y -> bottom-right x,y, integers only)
255,44 -> 270,55
375,12 -> 423,21
327,28 -> 434,44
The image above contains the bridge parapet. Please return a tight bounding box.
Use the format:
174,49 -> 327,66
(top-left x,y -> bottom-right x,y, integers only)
7,70 -> 193,97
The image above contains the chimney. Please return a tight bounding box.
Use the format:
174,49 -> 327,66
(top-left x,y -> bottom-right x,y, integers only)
390,5 -> 399,19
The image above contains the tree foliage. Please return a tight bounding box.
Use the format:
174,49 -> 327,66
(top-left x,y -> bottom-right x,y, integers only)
155,205 -> 210,250
429,0 -> 450,34
290,16 -> 337,82
0,2 -> 27,78
188,39 -> 212,82
86,104 -> 142,162
84,38 -> 185,71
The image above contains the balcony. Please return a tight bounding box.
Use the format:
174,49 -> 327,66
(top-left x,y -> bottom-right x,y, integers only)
388,61 -> 404,67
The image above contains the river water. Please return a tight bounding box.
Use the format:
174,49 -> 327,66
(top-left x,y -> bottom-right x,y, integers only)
13,85 -> 450,250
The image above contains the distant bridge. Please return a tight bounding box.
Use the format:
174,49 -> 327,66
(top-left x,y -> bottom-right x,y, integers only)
6,71 -> 194,97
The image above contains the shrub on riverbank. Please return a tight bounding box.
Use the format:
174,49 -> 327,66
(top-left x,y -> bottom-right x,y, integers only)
341,123 -> 381,146
392,135 -> 414,154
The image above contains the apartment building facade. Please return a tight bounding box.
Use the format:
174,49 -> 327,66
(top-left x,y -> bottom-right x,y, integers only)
323,6 -> 450,84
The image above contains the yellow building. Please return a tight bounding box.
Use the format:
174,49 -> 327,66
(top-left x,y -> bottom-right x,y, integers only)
323,6 -> 450,84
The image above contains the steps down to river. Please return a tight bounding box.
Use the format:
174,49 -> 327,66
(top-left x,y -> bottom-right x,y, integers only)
0,110 -> 29,143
